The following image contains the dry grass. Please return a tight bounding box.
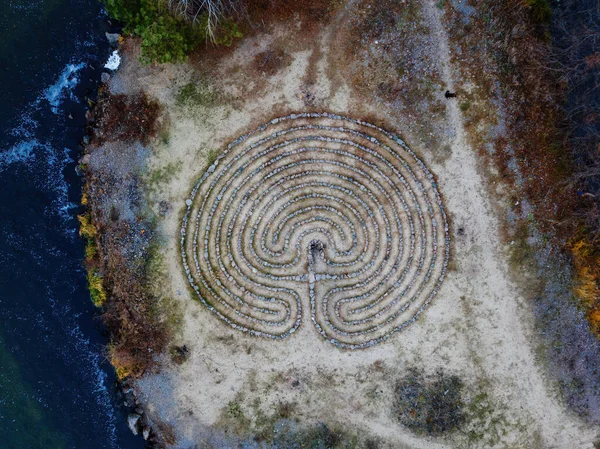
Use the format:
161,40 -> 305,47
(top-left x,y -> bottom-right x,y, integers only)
570,238 -> 600,334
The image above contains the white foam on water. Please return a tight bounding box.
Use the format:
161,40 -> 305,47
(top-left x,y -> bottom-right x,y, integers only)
44,62 -> 86,114
0,139 -> 43,171
44,147 -> 77,227
46,287 -> 119,448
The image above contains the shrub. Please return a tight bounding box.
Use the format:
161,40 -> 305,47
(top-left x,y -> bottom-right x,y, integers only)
394,368 -> 465,435
102,0 -> 242,64
87,270 -> 107,307
78,213 -> 97,240
94,93 -> 161,144
85,240 -> 98,260
524,0 -> 551,23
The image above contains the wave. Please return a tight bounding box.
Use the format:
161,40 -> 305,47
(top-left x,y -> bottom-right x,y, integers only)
44,62 -> 86,114
0,139 -> 43,170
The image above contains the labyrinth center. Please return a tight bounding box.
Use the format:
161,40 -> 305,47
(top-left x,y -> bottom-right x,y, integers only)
181,113 -> 450,349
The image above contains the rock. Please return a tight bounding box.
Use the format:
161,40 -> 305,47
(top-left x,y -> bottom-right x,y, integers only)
101,72 -> 111,84
105,32 -> 120,47
127,413 -> 141,435
185,199 -> 192,206
85,110 -> 94,123
82,135 -> 90,145
142,427 -> 151,440
79,154 -> 91,165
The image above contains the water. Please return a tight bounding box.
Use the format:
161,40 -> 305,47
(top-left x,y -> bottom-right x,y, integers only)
0,1 -> 145,448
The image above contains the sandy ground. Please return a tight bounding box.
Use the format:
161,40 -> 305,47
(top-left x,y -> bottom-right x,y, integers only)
107,1 -> 600,447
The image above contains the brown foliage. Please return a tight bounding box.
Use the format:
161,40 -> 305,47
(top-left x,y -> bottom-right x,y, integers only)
244,0 -> 336,31
93,93 -> 161,145
253,48 -> 291,76
99,224 -> 168,378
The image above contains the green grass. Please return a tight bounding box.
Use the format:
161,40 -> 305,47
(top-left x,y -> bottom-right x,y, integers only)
146,161 -> 182,188
206,148 -> 219,166
177,80 -> 218,108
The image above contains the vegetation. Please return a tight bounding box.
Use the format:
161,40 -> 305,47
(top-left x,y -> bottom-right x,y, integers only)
93,93 -> 161,144
524,0 -> 551,24
445,0 -> 600,422
87,270 -> 108,307
176,79 -> 218,107
78,213 -> 96,240
394,368 -> 465,435
102,0 -> 241,64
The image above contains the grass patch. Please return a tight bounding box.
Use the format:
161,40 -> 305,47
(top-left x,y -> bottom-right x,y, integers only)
177,79 -> 218,108
146,161 -> 182,191
206,148 -> 220,166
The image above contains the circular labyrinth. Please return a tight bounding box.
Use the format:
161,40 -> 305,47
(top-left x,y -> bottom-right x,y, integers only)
181,113 -> 450,349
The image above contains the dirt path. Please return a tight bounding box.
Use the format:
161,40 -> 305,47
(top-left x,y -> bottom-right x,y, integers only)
423,1 -> 597,447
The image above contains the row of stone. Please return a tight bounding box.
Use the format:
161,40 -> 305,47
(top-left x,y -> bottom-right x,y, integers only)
180,114 -> 450,348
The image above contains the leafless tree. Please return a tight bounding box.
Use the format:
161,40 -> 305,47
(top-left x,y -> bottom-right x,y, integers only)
166,0 -> 241,41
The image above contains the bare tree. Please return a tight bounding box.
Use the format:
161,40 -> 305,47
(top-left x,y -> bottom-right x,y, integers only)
166,0 -> 240,41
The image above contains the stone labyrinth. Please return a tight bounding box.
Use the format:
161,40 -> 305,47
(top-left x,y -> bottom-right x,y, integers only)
181,113 -> 450,349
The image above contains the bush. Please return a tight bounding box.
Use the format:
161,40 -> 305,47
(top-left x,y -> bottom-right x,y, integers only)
103,0 -> 241,64
394,368 -> 465,435
524,0 -> 551,23
78,213 -> 97,240
87,270 -> 107,307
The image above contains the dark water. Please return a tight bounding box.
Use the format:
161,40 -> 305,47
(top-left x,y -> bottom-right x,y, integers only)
0,1 -> 145,448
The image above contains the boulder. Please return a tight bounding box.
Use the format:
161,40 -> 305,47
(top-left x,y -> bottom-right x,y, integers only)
142,427 -> 151,440
127,413 -> 141,435
105,32 -> 120,47
101,72 -> 111,84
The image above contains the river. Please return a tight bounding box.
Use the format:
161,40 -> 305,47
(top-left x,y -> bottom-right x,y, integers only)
0,1 -> 145,448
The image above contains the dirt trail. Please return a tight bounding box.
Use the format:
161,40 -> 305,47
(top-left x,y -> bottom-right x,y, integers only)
424,1 -> 596,447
